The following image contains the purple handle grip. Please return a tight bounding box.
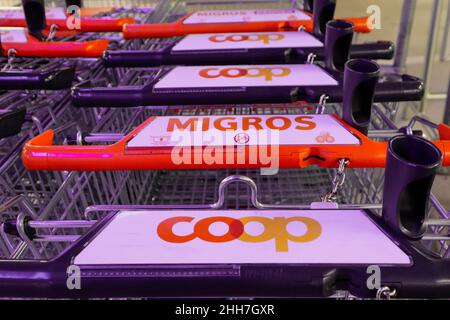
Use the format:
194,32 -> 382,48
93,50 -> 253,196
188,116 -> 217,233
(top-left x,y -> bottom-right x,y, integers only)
71,85 -> 295,107
103,49 -> 173,68
71,86 -> 144,107
302,73 -> 424,103
103,48 -> 288,68
0,67 -> 75,90
374,74 -> 424,102
382,135 -> 442,239
350,41 -> 395,60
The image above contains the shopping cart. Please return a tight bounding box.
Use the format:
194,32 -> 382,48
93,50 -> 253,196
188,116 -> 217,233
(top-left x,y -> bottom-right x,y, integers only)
0,59 -> 168,232
0,0 -> 448,300
103,12 -> 395,68
3,58 -> 447,296
0,113 -> 449,298
121,0 -> 372,39
0,0 -> 135,33
0,1 -> 159,218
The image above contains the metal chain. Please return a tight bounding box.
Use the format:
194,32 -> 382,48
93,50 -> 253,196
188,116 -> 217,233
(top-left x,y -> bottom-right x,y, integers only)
322,159 -> 349,202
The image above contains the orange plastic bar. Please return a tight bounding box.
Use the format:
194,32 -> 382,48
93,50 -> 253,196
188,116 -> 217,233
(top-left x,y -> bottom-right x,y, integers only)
0,17 -> 134,32
1,35 -> 108,58
122,13 -> 371,39
22,116 -> 450,171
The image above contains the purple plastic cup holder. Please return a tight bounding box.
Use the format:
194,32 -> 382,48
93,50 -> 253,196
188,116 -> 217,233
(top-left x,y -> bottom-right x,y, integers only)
22,0 -> 46,39
305,0 -> 314,12
325,19 -> 354,73
327,19 -> 354,30
345,58 -> 380,76
65,0 -> 83,7
389,135 -> 443,167
313,0 -> 337,37
383,135 -> 443,240
342,59 -> 380,135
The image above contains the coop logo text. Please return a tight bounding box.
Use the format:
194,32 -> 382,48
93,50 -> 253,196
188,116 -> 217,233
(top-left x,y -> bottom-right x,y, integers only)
199,67 -> 291,81
208,33 -> 284,44
157,215 -> 322,252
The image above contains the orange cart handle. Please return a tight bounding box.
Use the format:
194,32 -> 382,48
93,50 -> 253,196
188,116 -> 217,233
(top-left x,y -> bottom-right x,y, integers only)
0,17 -> 134,32
1,34 -> 108,58
23,117 -> 450,172
50,17 -> 135,32
122,14 -> 371,39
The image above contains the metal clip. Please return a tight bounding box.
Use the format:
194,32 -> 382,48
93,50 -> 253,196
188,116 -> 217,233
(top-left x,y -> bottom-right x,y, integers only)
322,158 -> 349,202
316,94 -> 329,114
46,24 -> 58,42
1,49 -> 17,71
307,52 -> 316,64
376,286 -> 397,300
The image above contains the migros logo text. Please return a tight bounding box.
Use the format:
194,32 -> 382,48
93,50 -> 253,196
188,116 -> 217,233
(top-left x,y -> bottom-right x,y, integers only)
199,66 -> 291,81
166,115 -> 317,132
208,33 -> 284,44
157,215 -> 322,252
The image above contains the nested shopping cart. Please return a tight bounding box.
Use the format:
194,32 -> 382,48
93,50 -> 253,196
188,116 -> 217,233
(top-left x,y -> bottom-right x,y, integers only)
0,0 -> 448,299
0,0 -> 161,218
1,99 -> 449,298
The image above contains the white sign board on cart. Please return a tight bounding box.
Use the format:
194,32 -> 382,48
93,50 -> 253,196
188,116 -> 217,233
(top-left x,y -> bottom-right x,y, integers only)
182,9 -> 312,24
0,27 -> 28,43
126,114 -> 360,149
154,64 -> 338,89
172,31 -> 323,51
0,7 -> 66,19
74,209 -> 411,265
